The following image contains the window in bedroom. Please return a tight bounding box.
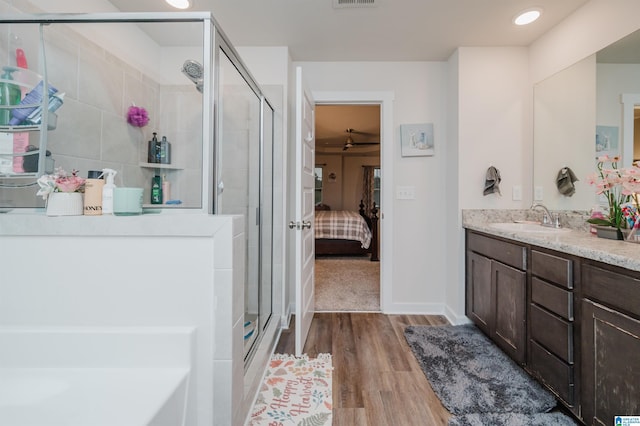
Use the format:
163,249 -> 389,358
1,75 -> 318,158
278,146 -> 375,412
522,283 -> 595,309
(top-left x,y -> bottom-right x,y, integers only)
373,167 -> 381,208
314,166 -> 323,204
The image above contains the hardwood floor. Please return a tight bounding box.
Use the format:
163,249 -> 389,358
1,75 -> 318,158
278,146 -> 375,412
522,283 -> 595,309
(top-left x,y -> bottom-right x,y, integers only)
275,313 -> 451,425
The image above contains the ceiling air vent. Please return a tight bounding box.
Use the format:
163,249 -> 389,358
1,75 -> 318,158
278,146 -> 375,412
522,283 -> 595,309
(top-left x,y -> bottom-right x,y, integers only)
333,0 -> 376,8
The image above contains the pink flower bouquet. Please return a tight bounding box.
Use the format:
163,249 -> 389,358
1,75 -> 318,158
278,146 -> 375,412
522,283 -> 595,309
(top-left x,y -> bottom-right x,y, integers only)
36,167 -> 85,200
586,155 -> 640,229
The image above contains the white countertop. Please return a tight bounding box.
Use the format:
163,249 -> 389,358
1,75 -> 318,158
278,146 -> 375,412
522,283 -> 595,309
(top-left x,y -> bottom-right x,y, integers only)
0,209 -> 242,237
462,209 -> 640,272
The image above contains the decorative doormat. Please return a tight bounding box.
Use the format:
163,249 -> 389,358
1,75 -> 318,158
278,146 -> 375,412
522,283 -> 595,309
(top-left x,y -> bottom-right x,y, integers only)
404,325 -> 578,426
248,353 -> 333,426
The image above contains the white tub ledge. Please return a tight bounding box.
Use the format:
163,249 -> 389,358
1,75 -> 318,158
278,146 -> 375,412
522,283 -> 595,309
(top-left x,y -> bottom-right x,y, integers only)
0,326 -> 195,426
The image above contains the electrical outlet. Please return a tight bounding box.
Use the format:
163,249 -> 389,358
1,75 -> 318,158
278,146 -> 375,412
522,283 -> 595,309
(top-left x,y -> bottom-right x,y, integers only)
534,186 -> 544,201
396,186 -> 415,200
512,185 -> 522,201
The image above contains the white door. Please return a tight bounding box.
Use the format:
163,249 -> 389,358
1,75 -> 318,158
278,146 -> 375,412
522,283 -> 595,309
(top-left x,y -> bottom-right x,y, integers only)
292,66 -> 315,356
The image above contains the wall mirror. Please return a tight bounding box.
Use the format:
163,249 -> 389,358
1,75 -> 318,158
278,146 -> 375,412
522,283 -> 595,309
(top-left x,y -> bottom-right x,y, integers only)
533,29 -> 640,210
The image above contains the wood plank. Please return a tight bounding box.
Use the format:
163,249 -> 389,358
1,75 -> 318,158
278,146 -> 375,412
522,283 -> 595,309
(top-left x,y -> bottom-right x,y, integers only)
332,312 -> 365,408
274,312 -> 451,425
332,408 -> 368,426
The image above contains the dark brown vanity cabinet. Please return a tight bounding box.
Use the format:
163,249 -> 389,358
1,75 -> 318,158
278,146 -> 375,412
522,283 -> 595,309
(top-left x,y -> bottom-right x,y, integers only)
581,263 -> 640,425
527,249 -> 577,412
466,231 -> 527,364
465,229 -> 640,425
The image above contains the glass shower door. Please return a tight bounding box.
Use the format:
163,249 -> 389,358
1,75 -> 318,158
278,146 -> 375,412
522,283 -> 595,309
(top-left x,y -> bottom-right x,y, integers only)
216,47 -> 273,361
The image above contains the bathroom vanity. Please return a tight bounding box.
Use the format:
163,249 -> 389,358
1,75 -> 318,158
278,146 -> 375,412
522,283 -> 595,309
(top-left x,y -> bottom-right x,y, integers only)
464,211 -> 640,424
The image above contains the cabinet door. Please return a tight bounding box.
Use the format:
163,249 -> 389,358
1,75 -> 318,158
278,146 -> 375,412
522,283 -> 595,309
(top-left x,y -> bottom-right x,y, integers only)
466,251 -> 492,335
493,261 -> 527,364
582,299 -> 640,424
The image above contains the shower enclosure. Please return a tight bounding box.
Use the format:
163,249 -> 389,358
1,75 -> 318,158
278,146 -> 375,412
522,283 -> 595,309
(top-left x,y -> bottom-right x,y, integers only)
215,41 -> 274,362
0,11 -> 274,365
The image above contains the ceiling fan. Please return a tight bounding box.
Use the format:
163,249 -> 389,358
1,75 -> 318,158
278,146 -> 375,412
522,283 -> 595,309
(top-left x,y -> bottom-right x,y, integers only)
342,128 -> 379,151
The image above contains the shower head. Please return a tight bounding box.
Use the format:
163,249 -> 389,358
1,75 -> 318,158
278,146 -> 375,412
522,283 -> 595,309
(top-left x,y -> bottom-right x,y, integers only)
181,59 -> 203,93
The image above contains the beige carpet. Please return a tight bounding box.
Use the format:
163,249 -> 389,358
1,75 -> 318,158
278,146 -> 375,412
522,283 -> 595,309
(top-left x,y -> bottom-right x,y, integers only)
314,256 -> 380,311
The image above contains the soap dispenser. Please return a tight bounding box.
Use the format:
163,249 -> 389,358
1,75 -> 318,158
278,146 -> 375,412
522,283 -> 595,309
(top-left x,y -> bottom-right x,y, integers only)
101,168 -> 117,214
147,132 -> 159,163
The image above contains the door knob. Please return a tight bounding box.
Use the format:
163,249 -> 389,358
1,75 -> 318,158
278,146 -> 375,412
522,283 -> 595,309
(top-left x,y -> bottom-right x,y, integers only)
302,220 -> 312,229
289,221 -> 298,229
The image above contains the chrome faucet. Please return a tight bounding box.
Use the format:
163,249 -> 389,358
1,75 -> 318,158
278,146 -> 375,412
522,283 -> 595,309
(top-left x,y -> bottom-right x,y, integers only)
531,203 -> 560,228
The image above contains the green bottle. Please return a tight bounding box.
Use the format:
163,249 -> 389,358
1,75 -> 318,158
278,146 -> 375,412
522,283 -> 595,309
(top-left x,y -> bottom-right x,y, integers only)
151,175 -> 163,204
0,67 -> 21,126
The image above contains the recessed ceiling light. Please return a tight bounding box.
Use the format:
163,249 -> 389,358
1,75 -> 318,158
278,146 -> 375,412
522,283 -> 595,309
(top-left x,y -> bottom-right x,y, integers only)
165,0 -> 191,9
513,8 -> 542,26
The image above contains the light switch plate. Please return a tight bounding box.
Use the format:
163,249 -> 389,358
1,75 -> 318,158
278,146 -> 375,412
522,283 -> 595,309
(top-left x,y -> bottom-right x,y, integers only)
396,186 -> 415,200
512,185 -> 522,201
534,186 -> 544,201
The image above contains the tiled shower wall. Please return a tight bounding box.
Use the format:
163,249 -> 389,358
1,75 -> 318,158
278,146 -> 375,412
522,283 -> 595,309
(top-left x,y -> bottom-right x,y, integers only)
0,1 -> 203,209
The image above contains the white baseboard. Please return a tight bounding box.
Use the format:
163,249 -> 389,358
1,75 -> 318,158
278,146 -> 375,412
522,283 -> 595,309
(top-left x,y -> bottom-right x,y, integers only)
443,305 -> 471,325
382,302 -> 447,316
382,302 -> 470,326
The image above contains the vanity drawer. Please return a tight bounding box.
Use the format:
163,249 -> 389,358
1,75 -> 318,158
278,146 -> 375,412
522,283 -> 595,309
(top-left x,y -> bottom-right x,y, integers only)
529,339 -> 574,406
467,232 -> 526,270
531,250 -> 573,289
583,263 -> 640,318
531,277 -> 573,321
530,303 -> 573,363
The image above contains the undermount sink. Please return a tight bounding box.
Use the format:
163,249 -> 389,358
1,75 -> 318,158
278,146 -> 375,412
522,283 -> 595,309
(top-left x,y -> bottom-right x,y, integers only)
488,222 -> 571,234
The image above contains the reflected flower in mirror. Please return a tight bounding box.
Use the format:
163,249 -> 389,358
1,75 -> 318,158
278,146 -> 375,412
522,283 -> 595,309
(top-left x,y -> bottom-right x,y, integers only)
586,155 -> 640,229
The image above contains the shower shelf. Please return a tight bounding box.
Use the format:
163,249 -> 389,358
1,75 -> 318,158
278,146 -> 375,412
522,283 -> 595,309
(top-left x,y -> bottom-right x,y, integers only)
139,162 -> 183,170
0,124 -> 42,132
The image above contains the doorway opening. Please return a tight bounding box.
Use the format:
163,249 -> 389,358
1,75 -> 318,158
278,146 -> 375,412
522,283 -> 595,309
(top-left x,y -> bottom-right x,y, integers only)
313,103 -> 381,311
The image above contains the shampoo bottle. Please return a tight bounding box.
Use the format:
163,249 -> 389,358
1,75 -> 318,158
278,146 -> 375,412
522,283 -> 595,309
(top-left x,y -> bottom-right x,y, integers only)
159,136 -> 171,164
151,175 -> 163,204
162,174 -> 170,204
101,168 -> 117,214
83,170 -> 104,215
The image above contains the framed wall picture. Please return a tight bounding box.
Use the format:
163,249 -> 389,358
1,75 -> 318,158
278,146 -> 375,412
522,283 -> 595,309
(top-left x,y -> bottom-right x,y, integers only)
595,125 -> 619,157
400,123 -> 434,157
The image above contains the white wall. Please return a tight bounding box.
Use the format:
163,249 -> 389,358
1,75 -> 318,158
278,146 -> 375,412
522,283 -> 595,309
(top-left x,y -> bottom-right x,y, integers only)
316,154 -> 343,209
445,47 -> 532,323
597,63 -> 640,137
297,61 -> 449,314
530,0 -> 640,84
458,47 -> 533,210
534,55 -> 596,211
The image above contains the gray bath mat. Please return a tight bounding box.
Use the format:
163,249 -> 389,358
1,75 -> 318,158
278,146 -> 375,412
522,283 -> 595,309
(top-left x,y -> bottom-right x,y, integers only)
448,412 -> 578,426
404,324 -> 558,416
